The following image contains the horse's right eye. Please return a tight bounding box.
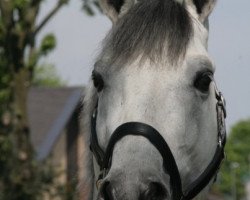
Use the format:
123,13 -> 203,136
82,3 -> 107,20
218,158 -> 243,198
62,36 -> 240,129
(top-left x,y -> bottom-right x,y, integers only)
92,71 -> 104,92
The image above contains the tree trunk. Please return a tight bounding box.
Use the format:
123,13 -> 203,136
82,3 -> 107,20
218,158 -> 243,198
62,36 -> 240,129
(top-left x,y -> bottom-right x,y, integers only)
6,66 -> 36,199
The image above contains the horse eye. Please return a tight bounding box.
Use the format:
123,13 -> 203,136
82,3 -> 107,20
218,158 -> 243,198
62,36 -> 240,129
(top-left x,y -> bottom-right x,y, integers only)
194,72 -> 213,93
92,71 -> 104,92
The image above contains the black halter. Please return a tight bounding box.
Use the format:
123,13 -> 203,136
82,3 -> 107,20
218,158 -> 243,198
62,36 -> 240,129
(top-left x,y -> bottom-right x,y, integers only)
90,83 -> 226,200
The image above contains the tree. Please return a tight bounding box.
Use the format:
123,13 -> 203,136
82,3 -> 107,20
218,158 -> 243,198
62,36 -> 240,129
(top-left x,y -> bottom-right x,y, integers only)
32,63 -> 66,87
0,0 -> 70,199
212,119 -> 250,199
0,0 -> 100,198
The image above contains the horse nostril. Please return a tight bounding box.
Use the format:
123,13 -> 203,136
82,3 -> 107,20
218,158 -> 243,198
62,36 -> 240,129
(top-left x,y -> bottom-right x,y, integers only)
100,181 -> 114,200
140,182 -> 168,200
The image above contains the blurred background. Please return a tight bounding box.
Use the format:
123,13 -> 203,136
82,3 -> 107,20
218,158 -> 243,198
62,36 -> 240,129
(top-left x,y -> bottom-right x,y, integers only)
0,0 -> 249,199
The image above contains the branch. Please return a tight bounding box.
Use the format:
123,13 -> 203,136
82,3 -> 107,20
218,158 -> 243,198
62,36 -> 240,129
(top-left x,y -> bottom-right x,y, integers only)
0,0 -> 13,29
34,1 -> 66,36
30,0 -> 43,6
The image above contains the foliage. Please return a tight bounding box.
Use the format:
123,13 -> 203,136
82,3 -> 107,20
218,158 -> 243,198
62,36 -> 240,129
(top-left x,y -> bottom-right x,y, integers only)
40,34 -> 57,56
212,119 -> 250,199
0,0 -> 70,199
0,0 -> 98,199
32,64 -> 66,87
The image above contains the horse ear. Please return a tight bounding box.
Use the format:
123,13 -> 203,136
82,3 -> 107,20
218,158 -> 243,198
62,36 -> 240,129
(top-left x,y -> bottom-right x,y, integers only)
99,0 -> 136,23
185,0 -> 217,23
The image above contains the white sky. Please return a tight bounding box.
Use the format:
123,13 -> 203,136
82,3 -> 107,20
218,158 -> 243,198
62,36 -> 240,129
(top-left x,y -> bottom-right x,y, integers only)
38,0 -> 250,128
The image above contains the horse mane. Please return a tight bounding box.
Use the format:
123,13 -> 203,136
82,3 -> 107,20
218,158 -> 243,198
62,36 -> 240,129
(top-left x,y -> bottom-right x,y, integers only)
102,0 -> 193,65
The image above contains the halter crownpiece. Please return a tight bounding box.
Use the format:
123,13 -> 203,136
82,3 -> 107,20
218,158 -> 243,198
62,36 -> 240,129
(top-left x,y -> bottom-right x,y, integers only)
90,82 -> 227,200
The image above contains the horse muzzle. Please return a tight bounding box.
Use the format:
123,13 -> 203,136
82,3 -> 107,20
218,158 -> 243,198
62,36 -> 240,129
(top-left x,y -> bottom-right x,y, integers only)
97,173 -> 169,200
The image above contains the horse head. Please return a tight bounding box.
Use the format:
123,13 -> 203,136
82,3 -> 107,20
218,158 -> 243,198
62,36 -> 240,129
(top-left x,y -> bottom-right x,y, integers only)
82,0 -> 226,199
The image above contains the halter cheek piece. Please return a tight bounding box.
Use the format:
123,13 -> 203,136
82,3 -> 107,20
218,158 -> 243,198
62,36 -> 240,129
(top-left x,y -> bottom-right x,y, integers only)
90,81 -> 226,200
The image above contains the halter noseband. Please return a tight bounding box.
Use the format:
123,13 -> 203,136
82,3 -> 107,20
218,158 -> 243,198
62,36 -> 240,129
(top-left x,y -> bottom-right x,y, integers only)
90,83 -> 226,200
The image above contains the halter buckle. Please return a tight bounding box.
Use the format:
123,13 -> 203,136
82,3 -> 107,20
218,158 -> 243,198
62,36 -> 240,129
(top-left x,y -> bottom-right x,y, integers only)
217,93 -> 227,118
96,168 -> 108,190
218,137 -> 222,147
214,83 -> 227,119
96,179 -> 103,190
214,82 -> 227,148
217,106 -> 226,148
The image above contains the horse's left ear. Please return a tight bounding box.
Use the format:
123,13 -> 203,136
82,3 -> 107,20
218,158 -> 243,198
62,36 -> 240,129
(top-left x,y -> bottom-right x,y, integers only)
99,0 -> 136,23
185,0 -> 217,23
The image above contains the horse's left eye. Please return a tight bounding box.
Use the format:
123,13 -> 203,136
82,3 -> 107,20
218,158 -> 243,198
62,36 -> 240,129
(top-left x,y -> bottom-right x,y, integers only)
92,71 -> 104,92
194,72 -> 213,93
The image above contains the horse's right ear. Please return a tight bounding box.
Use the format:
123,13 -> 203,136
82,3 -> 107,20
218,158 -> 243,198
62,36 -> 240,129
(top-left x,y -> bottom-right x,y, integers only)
99,0 -> 136,23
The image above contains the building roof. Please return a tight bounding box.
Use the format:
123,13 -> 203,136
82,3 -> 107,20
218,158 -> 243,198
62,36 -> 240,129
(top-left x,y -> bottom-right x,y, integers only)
28,87 -> 84,161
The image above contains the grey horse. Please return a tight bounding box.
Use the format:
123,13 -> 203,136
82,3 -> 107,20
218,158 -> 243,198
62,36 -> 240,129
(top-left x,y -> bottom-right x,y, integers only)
82,0 -> 226,200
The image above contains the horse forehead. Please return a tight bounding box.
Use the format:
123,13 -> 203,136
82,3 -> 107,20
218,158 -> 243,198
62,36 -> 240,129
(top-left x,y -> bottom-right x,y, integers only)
108,55 -> 199,84
105,65 -> 190,125
110,66 -> 180,97
95,16 -> 209,75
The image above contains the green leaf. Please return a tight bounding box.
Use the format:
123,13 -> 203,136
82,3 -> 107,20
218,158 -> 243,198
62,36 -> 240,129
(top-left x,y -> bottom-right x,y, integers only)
39,33 -> 56,56
32,64 -> 66,87
13,0 -> 30,9
212,119 -> 250,199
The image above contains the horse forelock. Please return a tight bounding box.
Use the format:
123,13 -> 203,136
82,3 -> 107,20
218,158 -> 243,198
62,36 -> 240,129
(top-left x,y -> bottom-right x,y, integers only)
101,0 -> 193,67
